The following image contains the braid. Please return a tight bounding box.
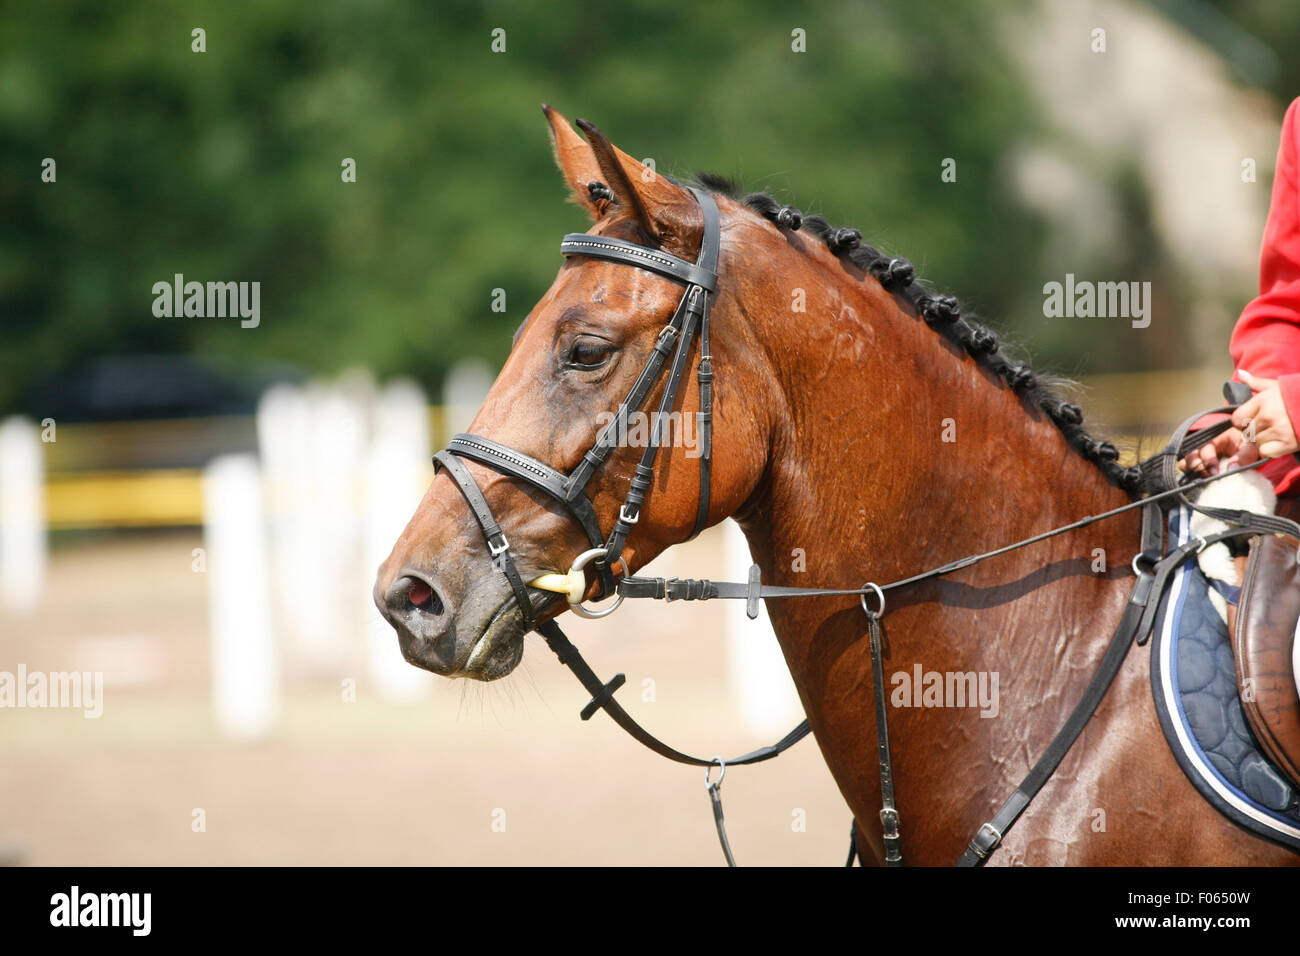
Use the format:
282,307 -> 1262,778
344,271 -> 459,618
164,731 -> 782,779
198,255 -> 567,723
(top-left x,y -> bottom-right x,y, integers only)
693,173 -> 1136,495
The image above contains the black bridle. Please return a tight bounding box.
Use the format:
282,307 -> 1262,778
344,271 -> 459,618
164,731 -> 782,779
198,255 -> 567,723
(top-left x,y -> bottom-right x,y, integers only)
431,188 -> 1300,866
434,186 -> 721,632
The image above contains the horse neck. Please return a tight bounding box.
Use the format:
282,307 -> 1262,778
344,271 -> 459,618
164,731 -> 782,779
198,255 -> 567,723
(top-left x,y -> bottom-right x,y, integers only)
728,248 -> 1143,850
733,258 -> 1138,585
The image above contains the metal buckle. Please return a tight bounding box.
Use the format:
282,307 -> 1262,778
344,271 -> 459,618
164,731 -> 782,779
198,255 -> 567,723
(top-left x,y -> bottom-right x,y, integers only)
619,504 -> 640,526
974,821 -> 1002,857
488,534 -> 510,557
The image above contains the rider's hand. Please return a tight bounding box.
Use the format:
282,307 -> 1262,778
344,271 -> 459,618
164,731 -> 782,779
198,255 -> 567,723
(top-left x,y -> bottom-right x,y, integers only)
1181,427 -> 1256,477
1180,369 -> 1299,476
1232,369 -> 1300,460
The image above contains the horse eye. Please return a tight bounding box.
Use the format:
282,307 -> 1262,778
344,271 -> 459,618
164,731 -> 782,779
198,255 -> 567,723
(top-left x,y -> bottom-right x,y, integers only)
568,339 -> 615,369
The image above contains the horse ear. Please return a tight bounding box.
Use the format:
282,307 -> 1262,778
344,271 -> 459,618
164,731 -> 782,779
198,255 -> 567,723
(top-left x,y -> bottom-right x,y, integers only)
574,118 -> 697,243
543,104 -> 605,220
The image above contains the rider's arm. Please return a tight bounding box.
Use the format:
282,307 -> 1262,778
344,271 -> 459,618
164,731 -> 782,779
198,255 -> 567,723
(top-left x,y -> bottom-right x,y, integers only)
1188,98 -> 1300,492
1230,97 -> 1300,425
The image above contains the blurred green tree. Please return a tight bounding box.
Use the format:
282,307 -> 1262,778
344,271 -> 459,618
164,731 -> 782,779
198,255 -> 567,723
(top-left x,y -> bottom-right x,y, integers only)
2,0 -> 1260,416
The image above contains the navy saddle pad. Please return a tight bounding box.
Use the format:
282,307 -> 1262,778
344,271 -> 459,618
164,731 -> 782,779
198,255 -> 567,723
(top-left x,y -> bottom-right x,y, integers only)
1150,505 -> 1300,852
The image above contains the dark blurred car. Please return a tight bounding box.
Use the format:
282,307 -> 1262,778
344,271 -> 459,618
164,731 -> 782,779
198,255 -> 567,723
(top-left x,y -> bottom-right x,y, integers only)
23,354 -> 304,423
21,354 -> 306,472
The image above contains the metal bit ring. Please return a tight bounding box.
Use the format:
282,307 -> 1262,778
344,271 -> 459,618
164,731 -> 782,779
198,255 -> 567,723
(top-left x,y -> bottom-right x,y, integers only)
568,547 -> 625,619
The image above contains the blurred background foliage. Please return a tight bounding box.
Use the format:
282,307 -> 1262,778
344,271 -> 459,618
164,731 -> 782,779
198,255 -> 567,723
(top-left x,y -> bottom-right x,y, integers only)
0,0 -> 1294,417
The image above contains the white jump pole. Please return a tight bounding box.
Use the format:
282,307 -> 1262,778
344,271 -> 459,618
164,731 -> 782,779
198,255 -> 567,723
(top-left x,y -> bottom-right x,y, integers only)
256,384 -> 317,658
292,378 -> 370,671
203,454 -> 278,740
722,518 -> 804,734
363,378 -> 433,701
0,416 -> 45,615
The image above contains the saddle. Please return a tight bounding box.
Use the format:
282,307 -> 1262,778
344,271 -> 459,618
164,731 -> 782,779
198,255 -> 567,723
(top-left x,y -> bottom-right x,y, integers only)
1233,503 -> 1300,789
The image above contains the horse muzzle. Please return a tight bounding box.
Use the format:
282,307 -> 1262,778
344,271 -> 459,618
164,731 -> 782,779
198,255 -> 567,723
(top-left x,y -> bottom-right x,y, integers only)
375,569 -> 540,681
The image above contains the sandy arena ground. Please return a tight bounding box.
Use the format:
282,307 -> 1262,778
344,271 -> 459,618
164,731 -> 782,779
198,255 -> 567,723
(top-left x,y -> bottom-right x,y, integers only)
0,527 -> 851,866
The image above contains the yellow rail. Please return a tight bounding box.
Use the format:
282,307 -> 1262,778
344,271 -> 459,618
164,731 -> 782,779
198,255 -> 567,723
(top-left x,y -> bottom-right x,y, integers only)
46,470 -> 205,529
27,374 -> 1222,530
34,407 -> 449,529
41,439 -> 1163,530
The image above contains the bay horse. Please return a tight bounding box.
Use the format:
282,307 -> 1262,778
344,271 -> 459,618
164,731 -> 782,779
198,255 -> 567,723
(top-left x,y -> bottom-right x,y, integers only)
375,106 -> 1298,865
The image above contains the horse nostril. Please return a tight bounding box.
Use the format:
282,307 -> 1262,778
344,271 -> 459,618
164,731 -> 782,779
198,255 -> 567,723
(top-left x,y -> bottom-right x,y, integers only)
408,579 -> 440,612
385,575 -> 445,617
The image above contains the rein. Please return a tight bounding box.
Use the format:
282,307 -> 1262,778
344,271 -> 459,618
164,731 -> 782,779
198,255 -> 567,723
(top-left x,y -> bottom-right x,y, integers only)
542,449 -> 1290,867
433,185 -> 1300,866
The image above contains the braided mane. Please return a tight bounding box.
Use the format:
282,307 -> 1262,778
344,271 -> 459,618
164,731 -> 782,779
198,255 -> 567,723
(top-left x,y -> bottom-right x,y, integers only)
692,172 -> 1140,494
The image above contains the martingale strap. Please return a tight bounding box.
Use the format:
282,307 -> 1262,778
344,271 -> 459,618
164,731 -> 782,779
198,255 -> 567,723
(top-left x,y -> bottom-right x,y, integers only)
957,518 -> 1271,866
866,610 -> 902,866
538,617 -> 811,867
538,619 -> 809,767
955,501 -> 1163,866
602,425 -> 1285,865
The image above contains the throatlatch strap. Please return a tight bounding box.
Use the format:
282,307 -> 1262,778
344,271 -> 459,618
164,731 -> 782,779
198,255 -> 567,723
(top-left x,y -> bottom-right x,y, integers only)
433,451 -> 535,631
601,188 -> 721,560
564,319 -> 685,495
689,188 -> 719,540
691,339 -> 713,538
605,288 -> 703,558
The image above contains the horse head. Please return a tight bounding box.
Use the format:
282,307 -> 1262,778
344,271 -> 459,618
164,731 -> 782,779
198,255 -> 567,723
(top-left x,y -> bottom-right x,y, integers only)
373,107 -> 778,680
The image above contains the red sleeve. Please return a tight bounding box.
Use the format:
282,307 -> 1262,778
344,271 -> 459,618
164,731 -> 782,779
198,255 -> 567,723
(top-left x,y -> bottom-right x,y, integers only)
1231,98 -> 1300,380
1219,98 -> 1300,494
